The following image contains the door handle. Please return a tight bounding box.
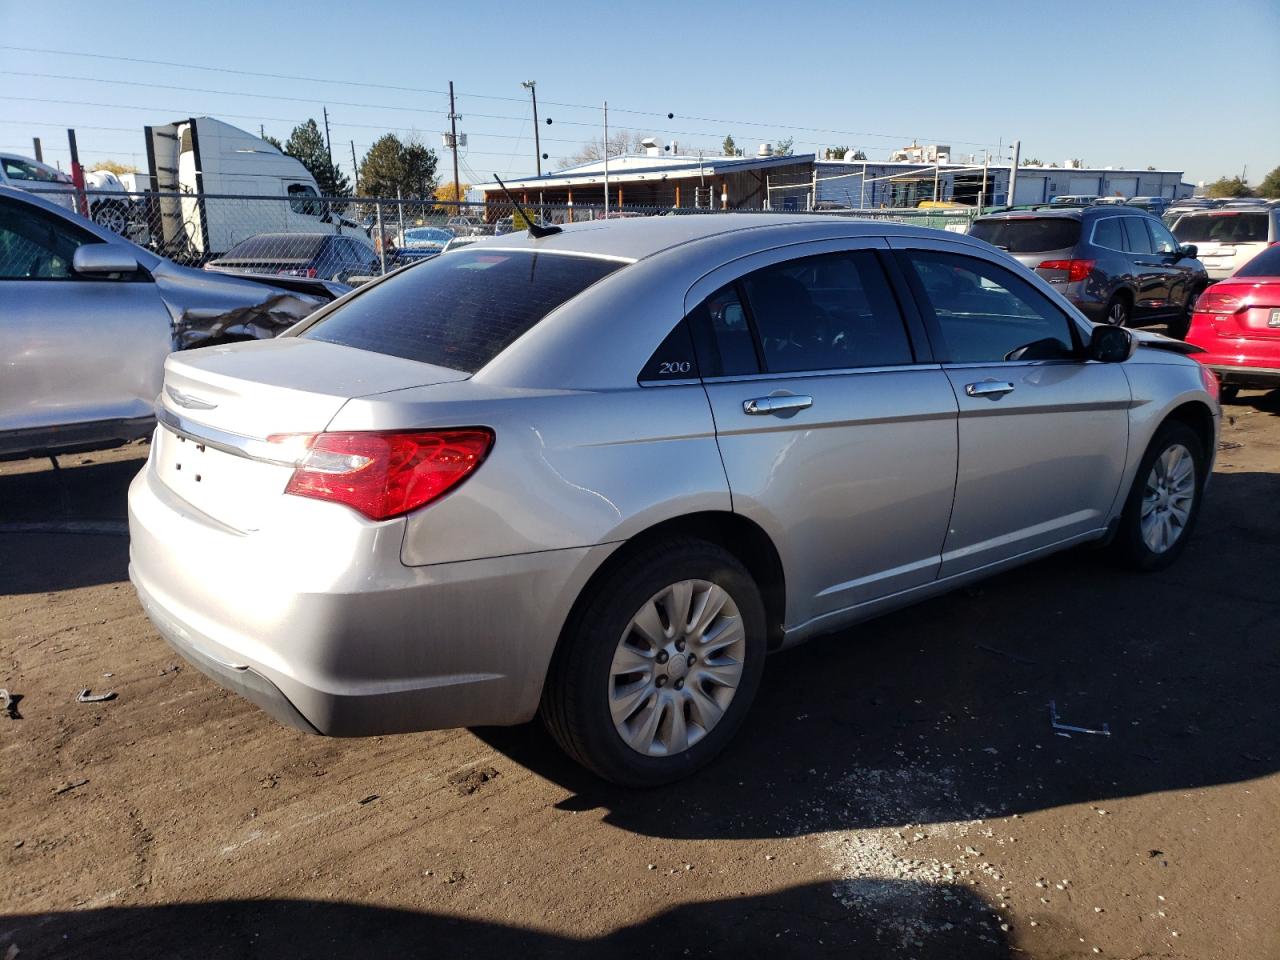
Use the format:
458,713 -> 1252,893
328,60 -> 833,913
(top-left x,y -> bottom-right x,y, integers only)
965,380 -> 1015,399
743,395 -> 813,416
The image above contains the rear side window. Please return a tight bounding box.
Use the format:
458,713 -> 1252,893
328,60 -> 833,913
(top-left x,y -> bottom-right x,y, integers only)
741,252 -> 913,372
686,283 -> 759,377
302,249 -> 622,373
1236,244 -> 1280,277
970,218 -> 1081,253
1171,212 -> 1269,244
1121,218 -> 1153,254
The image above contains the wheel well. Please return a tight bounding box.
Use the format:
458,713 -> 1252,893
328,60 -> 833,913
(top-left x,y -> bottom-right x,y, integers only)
1164,400 -> 1215,464
1111,287 -> 1133,307
570,512 -> 787,649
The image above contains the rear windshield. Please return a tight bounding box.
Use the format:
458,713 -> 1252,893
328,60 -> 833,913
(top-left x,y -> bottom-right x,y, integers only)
301,249 -> 623,373
1235,244 -> 1280,278
969,218 -> 1081,253
223,235 -> 328,259
1171,212 -> 1269,244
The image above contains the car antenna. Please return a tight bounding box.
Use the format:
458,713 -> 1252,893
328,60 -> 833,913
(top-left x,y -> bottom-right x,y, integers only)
492,174 -> 561,238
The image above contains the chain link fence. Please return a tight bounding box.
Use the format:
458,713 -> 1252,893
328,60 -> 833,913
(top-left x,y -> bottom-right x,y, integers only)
29,186 -> 979,282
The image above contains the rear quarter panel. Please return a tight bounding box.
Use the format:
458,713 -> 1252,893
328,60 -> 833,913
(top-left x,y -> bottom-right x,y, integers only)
326,380 -> 731,567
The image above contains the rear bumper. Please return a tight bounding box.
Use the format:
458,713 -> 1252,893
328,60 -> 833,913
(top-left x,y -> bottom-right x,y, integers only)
128,460 -> 615,736
1204,362 -> 1280,390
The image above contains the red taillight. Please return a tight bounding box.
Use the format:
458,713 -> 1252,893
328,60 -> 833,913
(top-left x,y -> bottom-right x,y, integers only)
270,429 -> 494,521
1195,287 -> 1247,315
1199,363 -> 1220,401
1037,258 -> 1095,282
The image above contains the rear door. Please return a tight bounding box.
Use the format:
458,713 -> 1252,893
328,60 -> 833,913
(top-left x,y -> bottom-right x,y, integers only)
0,196 -> 172,450
892,240 -> 1131,577
692,240 -> 959,628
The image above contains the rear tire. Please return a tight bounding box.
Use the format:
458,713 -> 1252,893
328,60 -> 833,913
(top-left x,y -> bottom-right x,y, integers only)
1105,294 -> 1131,327
1111,421 -> 1206,571
541,538 -> 767,787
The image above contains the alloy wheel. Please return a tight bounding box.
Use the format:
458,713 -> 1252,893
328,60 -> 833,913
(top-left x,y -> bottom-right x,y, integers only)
609,579 -> 746,757
1140,443 -> 1195,554
93,204 -> 128,235
1108,299 -> 1128,325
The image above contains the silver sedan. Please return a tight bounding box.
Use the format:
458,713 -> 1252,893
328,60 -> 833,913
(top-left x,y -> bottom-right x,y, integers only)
128,214 -> 1220,785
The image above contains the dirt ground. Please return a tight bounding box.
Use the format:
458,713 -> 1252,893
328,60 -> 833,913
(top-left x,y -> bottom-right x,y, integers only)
2,390 -> 1278,960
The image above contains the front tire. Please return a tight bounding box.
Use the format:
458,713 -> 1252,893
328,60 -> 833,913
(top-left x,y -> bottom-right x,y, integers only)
541,539 -> 767,787
1112,421 -> 1206,571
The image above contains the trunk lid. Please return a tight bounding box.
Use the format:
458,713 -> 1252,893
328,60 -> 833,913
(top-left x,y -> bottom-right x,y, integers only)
155,337 -> 468,531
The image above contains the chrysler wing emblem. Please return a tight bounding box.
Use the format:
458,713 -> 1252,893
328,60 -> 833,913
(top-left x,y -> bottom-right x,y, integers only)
166,386 -> 218,410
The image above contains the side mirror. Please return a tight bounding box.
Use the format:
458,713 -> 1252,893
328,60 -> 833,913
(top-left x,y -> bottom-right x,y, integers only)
1178,243 -> 1198,260
72,244 -> 139,275
1090,324 -> 1136,363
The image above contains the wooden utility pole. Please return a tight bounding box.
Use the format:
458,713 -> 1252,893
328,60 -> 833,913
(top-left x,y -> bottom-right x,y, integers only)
449,81 -> 461,208
350,140 -> 359,191
31,137 -> 42,162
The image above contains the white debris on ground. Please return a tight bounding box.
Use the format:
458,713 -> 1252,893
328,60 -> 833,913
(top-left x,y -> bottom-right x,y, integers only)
818,762 -> 1014,950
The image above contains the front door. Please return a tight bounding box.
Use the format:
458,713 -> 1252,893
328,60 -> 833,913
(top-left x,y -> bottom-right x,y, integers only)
892,241 -> 1131,577
0,196 -> 172,450
690,241 -> 959,631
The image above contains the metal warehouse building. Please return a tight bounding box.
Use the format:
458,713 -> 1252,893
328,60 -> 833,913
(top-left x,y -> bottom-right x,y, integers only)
814,160 -> 1193,209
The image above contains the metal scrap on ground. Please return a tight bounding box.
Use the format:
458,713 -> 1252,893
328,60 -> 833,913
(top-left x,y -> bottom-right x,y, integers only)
1048,700 -> 1111,737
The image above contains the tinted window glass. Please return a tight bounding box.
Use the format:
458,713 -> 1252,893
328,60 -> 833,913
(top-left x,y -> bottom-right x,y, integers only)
1092,217 -> 1124,250
1122,217 -> 1153,254
1236,244 -> 1280,277
0,196 -> 99,279
288,183 -> 321,216
969,218 -> 1081,253
1171,212 -> 1268,244
1145,218 -> 1179,254
741,252 -> 913,373
686,283 -> 759,378
223,234 -> 327,260
638,320 -> 699,382
303,250 -> 622,372
905,250 -> 1077,363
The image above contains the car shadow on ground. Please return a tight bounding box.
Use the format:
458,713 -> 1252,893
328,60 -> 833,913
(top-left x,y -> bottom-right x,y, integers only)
1,882 -> 1012,960
0,448 -> 144,594
479,468 -> 1280,840
1223,387 -> 1280,417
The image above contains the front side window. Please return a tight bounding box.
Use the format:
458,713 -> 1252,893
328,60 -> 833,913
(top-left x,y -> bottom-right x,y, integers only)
904,250 -> 1078,363
1145,218 -> 1179,255
302,249 -> 622,372
0,197 -> 99,279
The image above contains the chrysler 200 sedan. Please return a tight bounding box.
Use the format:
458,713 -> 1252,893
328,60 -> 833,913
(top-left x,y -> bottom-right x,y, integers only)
128,215 -> 1219,786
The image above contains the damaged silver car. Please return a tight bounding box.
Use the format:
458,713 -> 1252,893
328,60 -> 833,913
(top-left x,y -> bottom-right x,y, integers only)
0,186 -> 346,460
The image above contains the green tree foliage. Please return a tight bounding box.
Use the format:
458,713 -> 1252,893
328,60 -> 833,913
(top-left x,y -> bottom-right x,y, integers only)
773,136 -> 794,156
722,134 -> 736,157
285,119 -> 350,197
1205,176 -> 1254,199
1257,165 -> 1280,198
262,133 -> 284,152
358,134 -> 439,199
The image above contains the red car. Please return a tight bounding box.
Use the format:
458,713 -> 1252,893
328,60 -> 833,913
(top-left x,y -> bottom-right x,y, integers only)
1186,243 -> 1280,400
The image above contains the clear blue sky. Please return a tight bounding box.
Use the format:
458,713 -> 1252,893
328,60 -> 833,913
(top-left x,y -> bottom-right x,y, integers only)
1,0 -> 1276,187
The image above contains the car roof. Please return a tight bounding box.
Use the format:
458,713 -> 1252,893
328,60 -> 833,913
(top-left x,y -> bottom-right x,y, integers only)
456,213 -> 945,262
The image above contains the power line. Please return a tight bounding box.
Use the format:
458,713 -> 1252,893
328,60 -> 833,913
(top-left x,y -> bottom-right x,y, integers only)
0,46 -> 1005,150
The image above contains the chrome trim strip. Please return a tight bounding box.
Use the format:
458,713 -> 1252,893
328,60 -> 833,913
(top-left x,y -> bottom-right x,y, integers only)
154,405 -> 296,466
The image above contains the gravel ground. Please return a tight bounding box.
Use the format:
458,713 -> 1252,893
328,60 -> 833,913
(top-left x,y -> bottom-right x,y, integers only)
2,389 -> 1278,960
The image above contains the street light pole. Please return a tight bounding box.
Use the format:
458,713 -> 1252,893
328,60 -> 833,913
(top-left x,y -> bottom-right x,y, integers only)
522,81 -> 541,177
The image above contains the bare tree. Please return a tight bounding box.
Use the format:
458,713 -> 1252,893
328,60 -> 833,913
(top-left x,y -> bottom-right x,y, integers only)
561,130 -> 649,168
